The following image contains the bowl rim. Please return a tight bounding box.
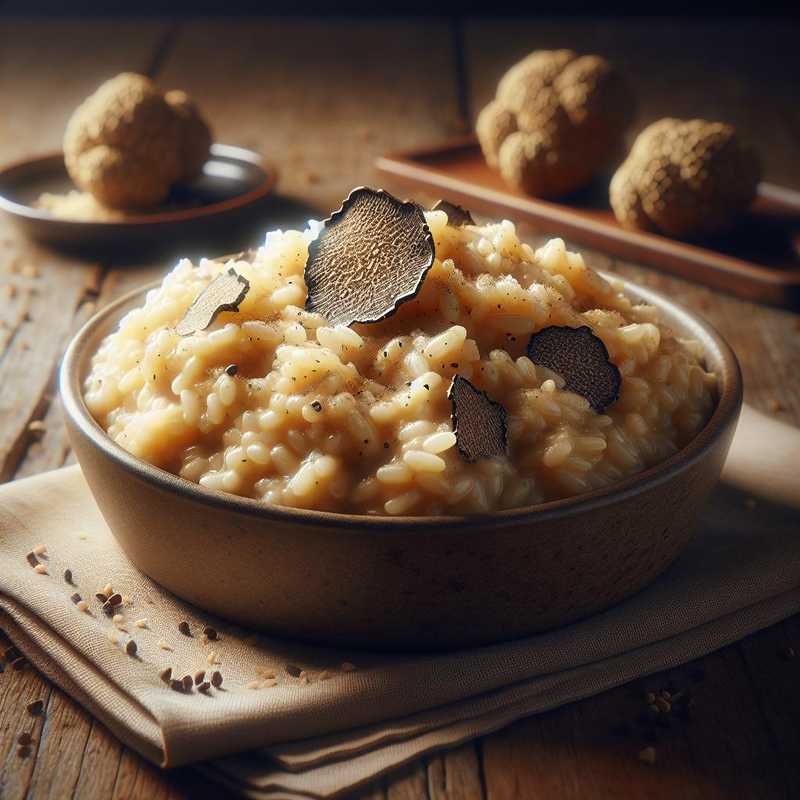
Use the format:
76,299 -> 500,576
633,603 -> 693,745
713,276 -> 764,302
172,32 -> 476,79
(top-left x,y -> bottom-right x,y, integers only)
60,270 -> 742,532
0,144 -> 277,228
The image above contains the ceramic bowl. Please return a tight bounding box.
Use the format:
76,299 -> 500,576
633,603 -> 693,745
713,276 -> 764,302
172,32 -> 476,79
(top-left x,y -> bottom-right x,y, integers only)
60,274 -> 742,650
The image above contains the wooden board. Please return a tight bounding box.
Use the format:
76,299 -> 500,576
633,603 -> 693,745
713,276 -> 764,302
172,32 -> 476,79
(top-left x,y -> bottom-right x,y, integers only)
376,137 -> 800,308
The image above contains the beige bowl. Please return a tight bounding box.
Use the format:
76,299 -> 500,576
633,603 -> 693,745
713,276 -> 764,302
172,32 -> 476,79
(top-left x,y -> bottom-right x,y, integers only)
60,274 -> 742,651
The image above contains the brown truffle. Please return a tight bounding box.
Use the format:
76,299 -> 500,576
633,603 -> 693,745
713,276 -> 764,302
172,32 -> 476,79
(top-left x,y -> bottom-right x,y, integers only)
304,187 -> 435,327
176,268 -> 250,336
610,118 -> 760,239
526,325 -> 621,413
476,50 -> 634,198
64,73 -> 212,210
448,375 -> 508,462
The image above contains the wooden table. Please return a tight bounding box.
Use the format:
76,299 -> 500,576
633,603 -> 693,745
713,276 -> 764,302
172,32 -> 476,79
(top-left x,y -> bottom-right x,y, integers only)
1,16 -> 799,799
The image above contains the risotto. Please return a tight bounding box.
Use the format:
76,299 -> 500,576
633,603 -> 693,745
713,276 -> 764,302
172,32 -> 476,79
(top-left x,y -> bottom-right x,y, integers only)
84,190 -> 717,516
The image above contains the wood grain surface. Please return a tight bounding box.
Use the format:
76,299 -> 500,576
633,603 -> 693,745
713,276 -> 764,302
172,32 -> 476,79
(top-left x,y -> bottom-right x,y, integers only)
1,15 -> 798,800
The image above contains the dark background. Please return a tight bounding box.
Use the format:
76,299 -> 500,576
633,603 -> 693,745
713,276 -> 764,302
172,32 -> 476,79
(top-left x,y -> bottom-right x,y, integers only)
0,1 -> 797,14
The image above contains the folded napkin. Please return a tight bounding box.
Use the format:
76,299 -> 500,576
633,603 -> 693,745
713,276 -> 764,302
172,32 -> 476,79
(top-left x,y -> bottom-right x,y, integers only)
1,427 -> 799,798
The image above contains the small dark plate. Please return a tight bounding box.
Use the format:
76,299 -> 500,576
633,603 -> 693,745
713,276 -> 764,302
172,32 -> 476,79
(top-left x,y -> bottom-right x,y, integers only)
0,144 -> 277,254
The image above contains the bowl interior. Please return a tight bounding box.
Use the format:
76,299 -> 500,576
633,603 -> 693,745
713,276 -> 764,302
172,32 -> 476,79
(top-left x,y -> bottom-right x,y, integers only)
60,269 -> 742,531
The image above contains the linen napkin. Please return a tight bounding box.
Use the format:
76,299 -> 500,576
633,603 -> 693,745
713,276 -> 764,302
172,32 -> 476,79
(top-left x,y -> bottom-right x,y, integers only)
1,409 -> 799,799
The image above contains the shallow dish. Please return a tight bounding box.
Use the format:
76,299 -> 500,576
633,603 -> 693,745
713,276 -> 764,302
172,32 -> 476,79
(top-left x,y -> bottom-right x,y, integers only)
60,274 -> 741,650
0,144 -> 277,253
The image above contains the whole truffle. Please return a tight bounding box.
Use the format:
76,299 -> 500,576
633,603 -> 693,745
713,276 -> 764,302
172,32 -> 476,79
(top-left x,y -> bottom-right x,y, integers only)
64,73 -> 212,210
476,50 -> 634,198
609,118 -> 760,239
165,90 -> 213,181
475,100 -> 517,169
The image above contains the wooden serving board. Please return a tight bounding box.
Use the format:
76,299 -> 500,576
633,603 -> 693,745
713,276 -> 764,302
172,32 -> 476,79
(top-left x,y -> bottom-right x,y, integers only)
376,137 -> 800,309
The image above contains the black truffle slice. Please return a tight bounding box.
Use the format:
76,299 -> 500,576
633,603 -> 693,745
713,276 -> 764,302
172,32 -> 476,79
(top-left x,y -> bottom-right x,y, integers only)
432,199 -> 475,227
448,375 -> 508,462
526,325 -> 621,412
176,268 -> 250,336
304,187 -> 436,326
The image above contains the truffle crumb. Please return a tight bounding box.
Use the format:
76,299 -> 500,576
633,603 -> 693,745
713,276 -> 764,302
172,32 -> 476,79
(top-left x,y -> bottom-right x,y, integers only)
202,626 -> 218,641
26,700 -> 44,716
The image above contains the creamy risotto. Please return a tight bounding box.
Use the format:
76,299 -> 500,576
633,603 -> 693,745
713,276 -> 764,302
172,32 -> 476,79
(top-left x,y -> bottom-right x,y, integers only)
84,201 -> 716,515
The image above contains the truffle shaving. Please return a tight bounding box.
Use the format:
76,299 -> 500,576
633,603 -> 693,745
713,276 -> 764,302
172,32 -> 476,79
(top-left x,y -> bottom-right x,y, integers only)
527,325 -> 621,412
448,375 -> 508,462
304,187 -> 435,326
432,199 -> 475,227
176,268 -> 250,336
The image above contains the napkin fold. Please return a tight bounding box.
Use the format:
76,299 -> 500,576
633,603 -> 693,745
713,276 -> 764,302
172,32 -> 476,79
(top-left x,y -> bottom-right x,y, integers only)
1,462 -> 799,799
